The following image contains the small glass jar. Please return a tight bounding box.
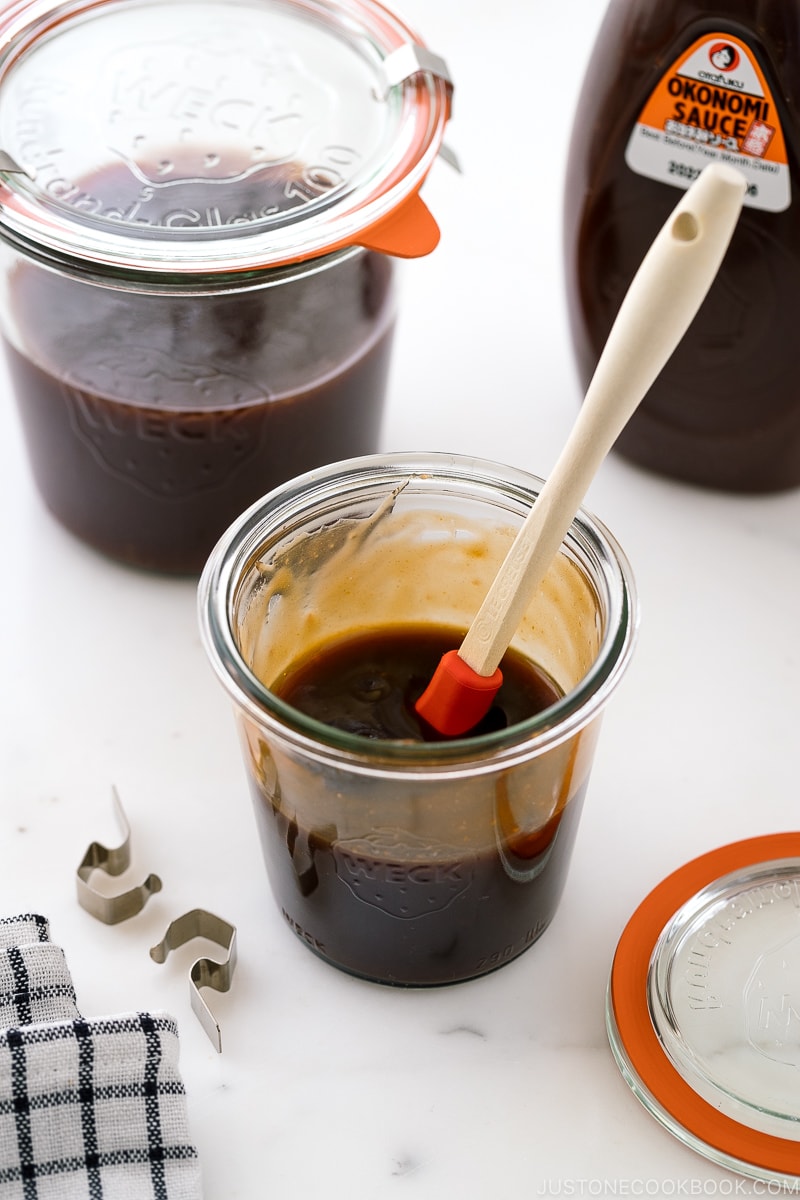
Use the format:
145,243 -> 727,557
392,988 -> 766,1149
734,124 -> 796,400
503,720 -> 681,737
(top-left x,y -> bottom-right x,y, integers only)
198,452 -> 639,986
0,0 -> 453,572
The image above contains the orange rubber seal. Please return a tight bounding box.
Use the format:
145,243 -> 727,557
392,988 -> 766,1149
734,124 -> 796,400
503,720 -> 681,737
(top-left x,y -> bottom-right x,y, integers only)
609,832 -> 800,1176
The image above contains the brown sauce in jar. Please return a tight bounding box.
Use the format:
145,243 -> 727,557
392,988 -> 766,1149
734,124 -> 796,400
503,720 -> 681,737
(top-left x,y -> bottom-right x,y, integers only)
564,0 -> 800,492
273,624 -> 563,741
248,624 -> 587,986
4,164 -> 394,572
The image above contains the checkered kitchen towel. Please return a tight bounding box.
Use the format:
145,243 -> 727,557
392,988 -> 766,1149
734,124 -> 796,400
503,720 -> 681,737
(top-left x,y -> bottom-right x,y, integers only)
0,915 -> 203,1199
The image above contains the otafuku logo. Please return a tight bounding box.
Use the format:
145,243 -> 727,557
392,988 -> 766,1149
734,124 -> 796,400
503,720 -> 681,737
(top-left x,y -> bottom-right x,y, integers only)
708,42 -> 740,73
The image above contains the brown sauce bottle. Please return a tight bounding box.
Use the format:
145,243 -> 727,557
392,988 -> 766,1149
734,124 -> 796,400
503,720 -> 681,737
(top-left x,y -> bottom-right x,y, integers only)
564,0 -> 800,492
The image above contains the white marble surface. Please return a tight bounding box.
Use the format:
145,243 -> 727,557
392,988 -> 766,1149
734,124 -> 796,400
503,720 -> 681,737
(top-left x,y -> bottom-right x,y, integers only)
1,0 -> 799,1196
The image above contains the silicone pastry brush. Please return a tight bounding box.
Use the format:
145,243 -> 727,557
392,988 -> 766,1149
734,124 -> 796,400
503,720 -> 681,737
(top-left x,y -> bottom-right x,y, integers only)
415,162 -> 746,737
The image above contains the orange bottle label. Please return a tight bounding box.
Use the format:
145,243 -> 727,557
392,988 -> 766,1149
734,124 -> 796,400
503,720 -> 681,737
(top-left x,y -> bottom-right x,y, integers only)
625,33 -> 790,211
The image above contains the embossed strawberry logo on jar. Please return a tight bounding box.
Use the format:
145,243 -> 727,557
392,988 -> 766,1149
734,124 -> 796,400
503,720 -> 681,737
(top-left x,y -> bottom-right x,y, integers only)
335,828 -> 474,919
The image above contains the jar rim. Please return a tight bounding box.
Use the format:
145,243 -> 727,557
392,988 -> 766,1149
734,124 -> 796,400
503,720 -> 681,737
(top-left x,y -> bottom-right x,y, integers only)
0,0 -> 452,280
197,452 -> 640,774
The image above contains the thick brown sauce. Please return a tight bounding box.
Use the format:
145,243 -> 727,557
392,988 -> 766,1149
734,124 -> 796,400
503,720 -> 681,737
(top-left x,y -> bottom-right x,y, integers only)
251,626 -> 583,986
273,624 -> 563,741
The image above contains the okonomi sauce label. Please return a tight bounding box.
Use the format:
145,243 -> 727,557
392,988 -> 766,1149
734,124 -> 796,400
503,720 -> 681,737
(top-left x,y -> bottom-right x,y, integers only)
625,33 -> 790,211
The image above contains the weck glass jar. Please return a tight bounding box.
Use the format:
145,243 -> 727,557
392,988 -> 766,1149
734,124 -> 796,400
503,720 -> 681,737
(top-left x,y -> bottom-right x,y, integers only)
198,452 -> 639,986
0,0 -> 453,572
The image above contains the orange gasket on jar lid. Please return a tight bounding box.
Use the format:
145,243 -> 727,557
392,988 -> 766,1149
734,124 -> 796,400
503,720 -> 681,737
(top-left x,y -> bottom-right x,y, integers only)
608,832 -> 800,1180
0,0 -> 455,275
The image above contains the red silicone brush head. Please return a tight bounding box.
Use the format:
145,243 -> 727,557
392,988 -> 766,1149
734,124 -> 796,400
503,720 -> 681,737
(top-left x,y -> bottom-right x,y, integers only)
414,649 -> 503,738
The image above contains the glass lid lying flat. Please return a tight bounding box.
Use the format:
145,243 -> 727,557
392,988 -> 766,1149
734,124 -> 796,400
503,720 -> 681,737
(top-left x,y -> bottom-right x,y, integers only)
0,0 -> 451,275
607,833 -> 800,1184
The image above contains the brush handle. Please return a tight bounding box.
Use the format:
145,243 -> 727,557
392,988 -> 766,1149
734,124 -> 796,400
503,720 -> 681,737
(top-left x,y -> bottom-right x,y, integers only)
459,163 -> 746,677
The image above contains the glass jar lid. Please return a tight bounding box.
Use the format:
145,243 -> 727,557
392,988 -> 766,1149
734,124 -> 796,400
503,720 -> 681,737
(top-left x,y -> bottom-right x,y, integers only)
0,0 -> 453,279
607,833 -> 800,1184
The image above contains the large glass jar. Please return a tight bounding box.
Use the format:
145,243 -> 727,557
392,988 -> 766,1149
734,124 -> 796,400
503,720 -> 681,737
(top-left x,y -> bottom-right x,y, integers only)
0,0 -> 453,571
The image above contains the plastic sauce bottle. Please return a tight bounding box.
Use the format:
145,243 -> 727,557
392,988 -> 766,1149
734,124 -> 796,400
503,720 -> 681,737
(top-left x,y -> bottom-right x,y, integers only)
564,0 -> 800,492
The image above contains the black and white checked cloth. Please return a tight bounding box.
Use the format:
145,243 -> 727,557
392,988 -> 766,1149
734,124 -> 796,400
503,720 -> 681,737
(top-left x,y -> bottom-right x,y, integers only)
0,915 -> 203,1199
